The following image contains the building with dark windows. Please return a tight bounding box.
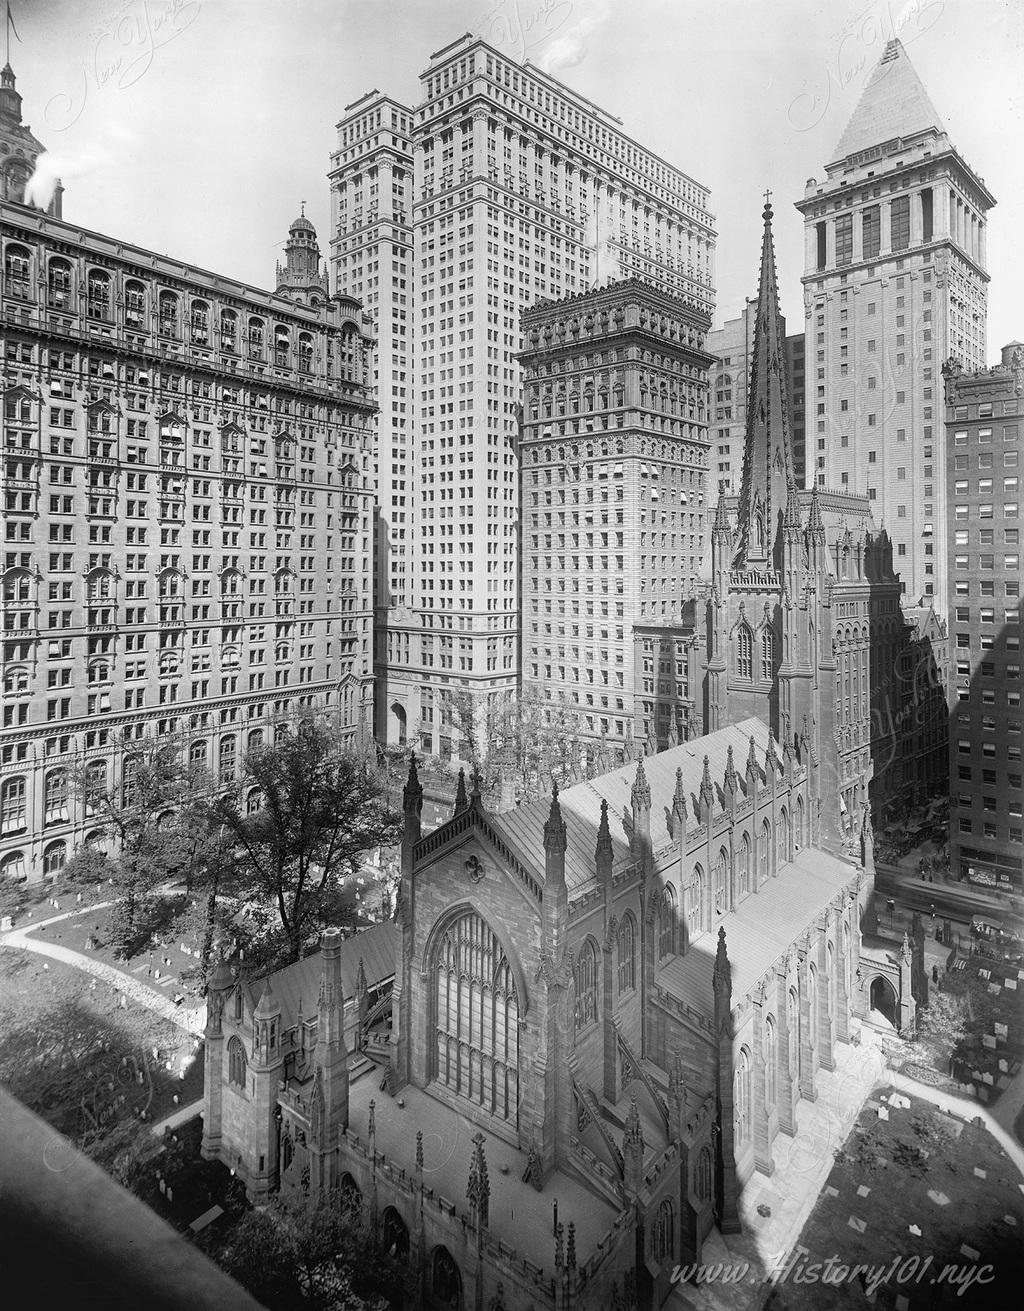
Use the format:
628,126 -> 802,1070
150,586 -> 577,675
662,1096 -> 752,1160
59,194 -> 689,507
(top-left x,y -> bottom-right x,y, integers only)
518,278 -> 713,763
0,128 -> 376,885
204,193 -> 923,1311
944,344 -> 1024,894
796,38 -> 995,613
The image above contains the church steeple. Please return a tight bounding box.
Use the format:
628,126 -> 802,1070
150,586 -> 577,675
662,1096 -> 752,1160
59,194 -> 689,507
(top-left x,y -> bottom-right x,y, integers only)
734,194 -> 795,570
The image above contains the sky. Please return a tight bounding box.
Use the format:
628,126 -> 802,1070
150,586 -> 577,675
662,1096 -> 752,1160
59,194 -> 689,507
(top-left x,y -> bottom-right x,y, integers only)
10,0 -> 1023,357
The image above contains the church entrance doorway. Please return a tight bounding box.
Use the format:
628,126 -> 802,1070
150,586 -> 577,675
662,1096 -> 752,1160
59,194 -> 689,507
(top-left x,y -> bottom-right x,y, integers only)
869,975 -> 898,1028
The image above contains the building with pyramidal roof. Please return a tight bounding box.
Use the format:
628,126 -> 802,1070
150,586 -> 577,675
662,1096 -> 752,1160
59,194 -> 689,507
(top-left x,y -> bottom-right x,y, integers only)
795,38 -> 995,615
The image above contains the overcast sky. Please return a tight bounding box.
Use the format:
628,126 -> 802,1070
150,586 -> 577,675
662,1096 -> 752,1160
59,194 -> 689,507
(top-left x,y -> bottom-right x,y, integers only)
11,0 -> 1022,355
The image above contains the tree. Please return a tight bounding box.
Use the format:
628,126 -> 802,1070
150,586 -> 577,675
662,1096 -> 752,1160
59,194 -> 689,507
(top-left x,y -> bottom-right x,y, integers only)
915,988 -> 971,1072
216,1186 -> 405,1311
486,684 -> 588,800
69,733 -> 213,957
214,716 -> 401,966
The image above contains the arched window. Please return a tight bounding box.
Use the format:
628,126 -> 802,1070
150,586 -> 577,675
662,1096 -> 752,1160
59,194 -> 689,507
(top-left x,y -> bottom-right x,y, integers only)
274,324 -> 290,364
189,740 -> 207,769
87,270 -> 111,320
740,833 -> 751,894
158,290 -> 180,337
190,299 -> 209,345
696,1146 -> 712,1201
220,308 -> 238,350
736,624 -> 753,679
809,963 -> 819,1056
434,910 -> 519,1122
827,941 -> 837,1022
219,736 -> 236,782
44,770 -> 68,823
247,728 -> 264,752
3,665 -> 28,695
575,939 -> 598,1031
761,625 -> 774,681
617,914 -> 636,993
48,258 -> 72,308
658,884 -> 676,958
124,279 -> 146,327
248,317 -> 265,358
298,333 -> 313,373
1,776 -> 27,835
0,850 -> 25,882
381,1207 -> 409,1260
227,1036 -> 247,1087
687,868 -> 702,943
787,986 -> 799,1076
84,761 -> 106,813
735,1046 -> 751,1143
431,1247 -> 462,1309
4,243 -> 30,291
764,1015 -> 777,1107
43,840 -> 66,877
2,571 -> 31,604
652,1198 -> 674,1263
760,819 -> 771,883
778,808 -> 790,864
246,787 -> 262,816
714,846 -> 729,913
796,794 -> 805,852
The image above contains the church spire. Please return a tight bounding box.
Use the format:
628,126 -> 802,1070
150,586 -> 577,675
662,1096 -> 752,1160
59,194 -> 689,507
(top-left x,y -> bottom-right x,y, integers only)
734,193 -> 795,570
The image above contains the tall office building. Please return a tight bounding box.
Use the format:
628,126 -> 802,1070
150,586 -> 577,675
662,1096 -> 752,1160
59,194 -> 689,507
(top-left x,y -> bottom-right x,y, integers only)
518,277 -> 712,762
332,34 -> 715,757
706,300 -> 755,508
0,142 -> 376,885
795,38 -> 995,614
944,344 -> 1023,895
329,93 -> 416,745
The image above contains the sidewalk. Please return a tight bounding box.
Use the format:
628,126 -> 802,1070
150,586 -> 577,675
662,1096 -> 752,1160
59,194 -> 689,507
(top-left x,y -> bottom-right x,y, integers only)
1,907 -> 206,1037
150,1097 -> 205,1139
669,1032 -> 888,1311
889,1066 -> 1024,1178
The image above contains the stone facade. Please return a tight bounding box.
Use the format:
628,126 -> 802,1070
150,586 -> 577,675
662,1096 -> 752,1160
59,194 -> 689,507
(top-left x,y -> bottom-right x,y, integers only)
0,190 -> 376,885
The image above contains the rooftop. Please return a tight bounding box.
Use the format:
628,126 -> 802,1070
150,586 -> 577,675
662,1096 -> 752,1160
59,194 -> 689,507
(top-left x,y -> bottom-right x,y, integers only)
831,39 -> 946,163
489,719 -> 783,898
243,921 -> 398,1023
657,846 -> 860,1012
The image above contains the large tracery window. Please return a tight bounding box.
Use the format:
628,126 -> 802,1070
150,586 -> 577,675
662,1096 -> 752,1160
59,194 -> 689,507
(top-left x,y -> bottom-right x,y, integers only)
617,914 -> 636,993
434,910 -> 519,1123
652,1198 -> 675,1263
736,624 -> 753,679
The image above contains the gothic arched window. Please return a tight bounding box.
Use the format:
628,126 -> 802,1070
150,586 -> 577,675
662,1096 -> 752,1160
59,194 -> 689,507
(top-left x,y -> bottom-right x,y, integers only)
696,1146 -> 712,1201
740,833 -> 751,894
764,1015 -> 777,1107
431,1247 -> 462,1309
760,819 -> 772,883
44,770 -> 68,824
652,1198 -> 674,1263
778,808 -> 790,865
787,987 -> 799,1076
658,884 -> 676,959
575,939 -> 598,1031
227,1036 -> 247,1087
736,624 -> 753,679
735,1046 -> 751,1143
0,776 -> 27,835
714,847 -> 729,913
617,914 -> 636,993
687,868 -> 702,943
761,625 -> 774,680
809,963 -> 819,1056
434,910 -> 520,1122
43,840 -> 66,877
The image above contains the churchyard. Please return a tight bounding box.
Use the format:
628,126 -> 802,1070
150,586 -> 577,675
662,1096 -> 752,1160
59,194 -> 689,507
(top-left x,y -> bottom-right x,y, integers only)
763,1087 -> 1024,1309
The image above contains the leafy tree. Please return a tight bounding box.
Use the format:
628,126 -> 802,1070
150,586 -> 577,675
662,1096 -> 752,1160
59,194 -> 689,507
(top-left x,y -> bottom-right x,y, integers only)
69,734 -> 213,957
0,867 -> 32,919
486,683 -> 588,801
213,716 -> 401,966
216,1186 -> 406,1311
915,988 -> 971,1071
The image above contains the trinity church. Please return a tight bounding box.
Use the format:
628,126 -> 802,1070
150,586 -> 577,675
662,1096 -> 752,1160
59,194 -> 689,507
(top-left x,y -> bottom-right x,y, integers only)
202,202 -> 923,1309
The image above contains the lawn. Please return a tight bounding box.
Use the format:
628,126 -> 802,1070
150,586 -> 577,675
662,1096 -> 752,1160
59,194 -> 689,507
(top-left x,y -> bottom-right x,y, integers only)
25,897 -> 206,998
0,947 -> 204,1142
764,1087 -> 1024,1310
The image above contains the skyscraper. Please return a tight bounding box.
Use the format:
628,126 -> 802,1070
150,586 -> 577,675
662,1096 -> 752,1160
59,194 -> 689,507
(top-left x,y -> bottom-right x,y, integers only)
944,344 -> 1023,896
332,35 -> 715,757
795,38 -> 995,614
329,93 -> 415,748
518,277 -> 712,763
0,63 -> 376,886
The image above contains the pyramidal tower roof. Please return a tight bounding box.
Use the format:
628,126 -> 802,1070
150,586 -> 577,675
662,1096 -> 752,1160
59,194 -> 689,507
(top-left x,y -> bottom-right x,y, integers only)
832,39 -> 945,163
733,194 -> 794,569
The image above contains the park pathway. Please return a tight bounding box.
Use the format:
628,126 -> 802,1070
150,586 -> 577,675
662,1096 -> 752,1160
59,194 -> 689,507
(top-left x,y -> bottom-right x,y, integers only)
0,904 -> 206,1038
